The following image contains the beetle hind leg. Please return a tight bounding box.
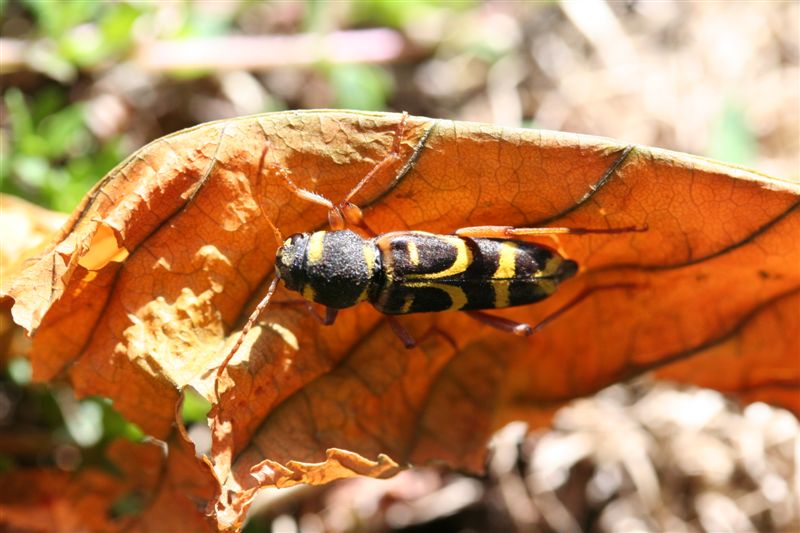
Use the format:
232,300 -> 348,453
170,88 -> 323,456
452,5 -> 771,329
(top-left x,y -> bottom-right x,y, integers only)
466,311 -> 533,336
466,282 -> 641,338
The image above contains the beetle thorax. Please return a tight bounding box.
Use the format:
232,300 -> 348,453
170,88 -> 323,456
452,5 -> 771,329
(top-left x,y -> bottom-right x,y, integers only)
276,230 -> 380,309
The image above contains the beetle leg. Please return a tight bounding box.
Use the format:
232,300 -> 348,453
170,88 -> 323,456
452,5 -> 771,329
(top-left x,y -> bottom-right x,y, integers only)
339,201 -> 378,236
326,307 -> 338,325
386,315 -> 417,349
273,113 -> 409,233
467,282 -> 641,338
274,165 -> 336,211
341,111 -> 408,206
529,282 -> 640,334
455,224 -> 647,239
466,311 -> 533,336
296,300 -> 339,326
331,112 -> 409,234
386,318 -> 459,352
270,165 -> 347,230
239,299 -> 338,326
303,302 -> 339,325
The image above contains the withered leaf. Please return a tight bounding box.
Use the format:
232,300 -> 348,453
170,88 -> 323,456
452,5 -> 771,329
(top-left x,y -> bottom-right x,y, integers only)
4,111 -> 798,529
0,194 -> 68,362
0,429 -> 216,533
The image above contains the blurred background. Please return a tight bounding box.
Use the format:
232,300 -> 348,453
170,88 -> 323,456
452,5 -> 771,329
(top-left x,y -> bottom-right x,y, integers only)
1,1 -> 798,532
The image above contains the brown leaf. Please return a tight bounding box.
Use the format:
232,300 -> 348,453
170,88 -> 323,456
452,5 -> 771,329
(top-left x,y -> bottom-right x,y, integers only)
105,429 -> 218,533
0,430 -> 216,533
0,194 -> 68,288
0,194 -> 68,361
4,111 -> 798,528
216,448 -> 400,528
250,448 -> 400,488
0,468 -> 123,533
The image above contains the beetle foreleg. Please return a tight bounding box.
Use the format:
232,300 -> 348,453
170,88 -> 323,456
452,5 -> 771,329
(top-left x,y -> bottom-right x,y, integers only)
342,111 -> 408,206
271,113 -> 413,235
274,165 -> 335,210
330,112 -> 409,234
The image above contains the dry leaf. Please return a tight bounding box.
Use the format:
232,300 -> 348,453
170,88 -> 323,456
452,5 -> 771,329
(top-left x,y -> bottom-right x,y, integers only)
0,429 -> 216,533
0,194 -> 68,362
3,111 -> 798,528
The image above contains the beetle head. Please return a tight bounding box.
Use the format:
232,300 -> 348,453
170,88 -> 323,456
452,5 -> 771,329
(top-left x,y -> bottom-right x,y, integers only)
275,232 -> 309,291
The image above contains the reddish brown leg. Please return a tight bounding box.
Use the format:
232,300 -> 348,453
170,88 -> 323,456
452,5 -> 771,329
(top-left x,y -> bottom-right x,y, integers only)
386,315 -> 417,349
338,201 -> 378,237
529,283 -> 639,334
455,224 -> 647,239
342,112 -> 408,204
273,113 -> 409,233
385,317 -> 460,352
302,302 -> 338,325
467,283 -> 640,338
466,311 -> 533,336
272,165 -> 343,226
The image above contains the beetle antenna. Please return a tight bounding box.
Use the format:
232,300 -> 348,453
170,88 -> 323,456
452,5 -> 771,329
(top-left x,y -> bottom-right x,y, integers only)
262,209 -> 284,244
215,273 -> 280,401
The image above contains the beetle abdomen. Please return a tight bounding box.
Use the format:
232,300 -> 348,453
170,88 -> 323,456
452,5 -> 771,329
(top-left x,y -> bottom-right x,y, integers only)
369,232 -> 576,314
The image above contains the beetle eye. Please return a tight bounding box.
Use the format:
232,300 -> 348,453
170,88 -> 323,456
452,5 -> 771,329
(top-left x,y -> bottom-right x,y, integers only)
282,234 -> 303,248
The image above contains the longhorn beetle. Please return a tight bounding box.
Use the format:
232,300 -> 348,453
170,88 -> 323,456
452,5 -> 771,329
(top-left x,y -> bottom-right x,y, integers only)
217,113 -> 644,383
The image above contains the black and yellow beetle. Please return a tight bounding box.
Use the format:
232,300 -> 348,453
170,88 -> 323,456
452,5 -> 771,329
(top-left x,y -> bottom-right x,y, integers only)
218,113 -> 642,377
276,228 -> 577,338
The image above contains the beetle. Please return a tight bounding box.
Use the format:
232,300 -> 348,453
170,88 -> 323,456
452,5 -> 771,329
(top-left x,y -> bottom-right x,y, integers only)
275,228 -> 579,342
217,113 -> 643,379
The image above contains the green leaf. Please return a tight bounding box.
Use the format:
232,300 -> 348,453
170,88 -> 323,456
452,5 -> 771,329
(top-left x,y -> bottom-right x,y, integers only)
182,388 -> 211,423
328,64 -> 392,111
707,99 -> 757,166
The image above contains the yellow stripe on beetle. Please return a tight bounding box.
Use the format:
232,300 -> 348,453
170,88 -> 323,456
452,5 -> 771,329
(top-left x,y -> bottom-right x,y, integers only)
408,236 -> 473,279
306,231 -> 326,265
493,242 -> 518,279
355,244 -> 377,302
492,242 -> 518,308
405,281 -> 468,310
406,240 -> 420,266
493,280 -> 511,308
535,255 -> 564,278
362,243 -> 376,274
302,284 -> 316,301
400,293 -> 414,313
